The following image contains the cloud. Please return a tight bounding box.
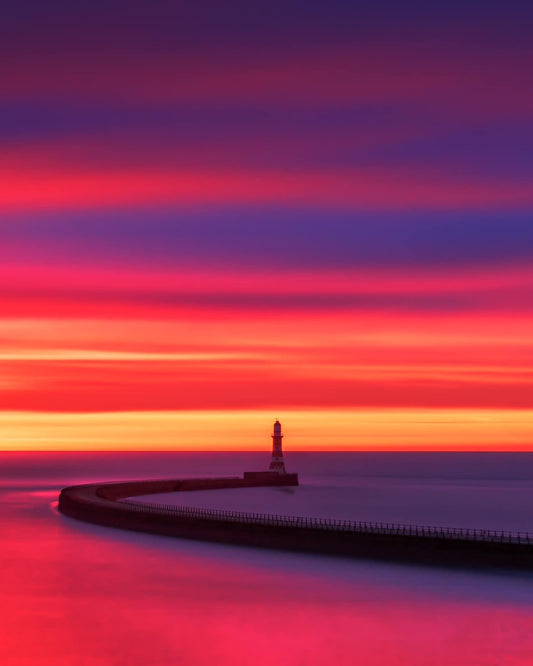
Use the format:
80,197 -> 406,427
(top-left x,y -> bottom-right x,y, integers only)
4,207 -> 533,270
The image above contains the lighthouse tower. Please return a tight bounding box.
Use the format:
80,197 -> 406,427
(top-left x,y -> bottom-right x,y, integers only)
243,420 -> 297,485
269,420 -> 287,474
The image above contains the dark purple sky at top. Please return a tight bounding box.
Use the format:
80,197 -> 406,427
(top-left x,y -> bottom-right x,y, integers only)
3,1 -> 533,52
2,0 -> 533,275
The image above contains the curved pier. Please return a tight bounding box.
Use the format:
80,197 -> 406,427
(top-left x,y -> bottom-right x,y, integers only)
58,476 -> 533,570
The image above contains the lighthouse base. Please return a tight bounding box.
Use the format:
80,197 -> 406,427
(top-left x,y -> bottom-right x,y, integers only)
243,471 -> 299,486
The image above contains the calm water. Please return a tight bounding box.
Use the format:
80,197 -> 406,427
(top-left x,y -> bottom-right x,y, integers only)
3,451 -> 533,665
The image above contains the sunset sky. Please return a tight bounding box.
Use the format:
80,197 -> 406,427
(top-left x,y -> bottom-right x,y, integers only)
2,1 -> 533,450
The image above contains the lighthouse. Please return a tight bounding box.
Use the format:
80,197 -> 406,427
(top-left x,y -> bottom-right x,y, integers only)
243,420 -> 298,485
269,420 -> 287,474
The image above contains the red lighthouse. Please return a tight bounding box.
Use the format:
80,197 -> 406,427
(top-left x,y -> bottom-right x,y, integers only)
269,420 -> 287,474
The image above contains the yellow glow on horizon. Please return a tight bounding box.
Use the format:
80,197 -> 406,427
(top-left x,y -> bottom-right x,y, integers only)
1,408 -> 533,451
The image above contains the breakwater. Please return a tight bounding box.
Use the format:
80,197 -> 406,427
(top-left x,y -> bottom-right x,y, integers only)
58,475 -> 533,569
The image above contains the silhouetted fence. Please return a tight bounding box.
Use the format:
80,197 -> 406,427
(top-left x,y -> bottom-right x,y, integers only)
119,499 -> 532,545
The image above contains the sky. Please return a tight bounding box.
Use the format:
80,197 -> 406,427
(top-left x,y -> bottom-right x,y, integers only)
2,1 -> 533,450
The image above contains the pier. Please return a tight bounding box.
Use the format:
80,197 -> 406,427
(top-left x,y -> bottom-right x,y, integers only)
57,422 -> 533,570
58,474 -> 533,570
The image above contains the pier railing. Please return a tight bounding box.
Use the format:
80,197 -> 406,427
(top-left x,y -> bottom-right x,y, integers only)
119,499 -> 532,545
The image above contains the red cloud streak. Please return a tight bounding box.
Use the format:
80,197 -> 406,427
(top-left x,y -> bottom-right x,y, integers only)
1,167 -> 532,212
1,262 -> 533,415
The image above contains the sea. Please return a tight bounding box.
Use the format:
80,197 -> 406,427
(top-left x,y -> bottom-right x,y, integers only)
3,451 -> 533,666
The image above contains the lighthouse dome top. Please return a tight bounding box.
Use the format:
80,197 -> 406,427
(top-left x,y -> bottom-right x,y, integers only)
273,420 -> 282,436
